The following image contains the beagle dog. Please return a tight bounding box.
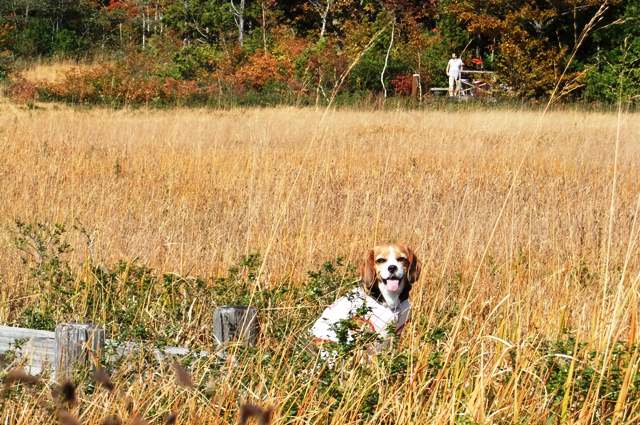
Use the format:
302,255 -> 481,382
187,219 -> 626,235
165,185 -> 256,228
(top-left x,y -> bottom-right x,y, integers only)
360,244 -> 421,311
311,244 -> 421,351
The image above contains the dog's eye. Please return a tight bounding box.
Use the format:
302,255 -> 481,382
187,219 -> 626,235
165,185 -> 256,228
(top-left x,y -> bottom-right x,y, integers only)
397,257 -> 407,263
375,258 -> 386,264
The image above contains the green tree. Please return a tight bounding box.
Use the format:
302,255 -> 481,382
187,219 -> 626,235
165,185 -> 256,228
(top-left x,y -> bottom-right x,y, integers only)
583,0 -> 640,104
0,0 -> 109,57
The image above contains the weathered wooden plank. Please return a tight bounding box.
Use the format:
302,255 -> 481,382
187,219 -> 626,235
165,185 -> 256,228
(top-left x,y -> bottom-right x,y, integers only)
0,307 -> 259,375
107,339 -> 210,361
213,306 -> 259,346
0,340 -> 56,354
0,325 -> 55,340
0,326 -> 56,374
55,323 -> 105,381
0,326 -> 212,374
460,70 -> 495,74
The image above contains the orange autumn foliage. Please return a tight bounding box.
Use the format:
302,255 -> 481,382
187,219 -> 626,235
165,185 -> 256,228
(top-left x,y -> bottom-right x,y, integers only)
233,51 -> 293,90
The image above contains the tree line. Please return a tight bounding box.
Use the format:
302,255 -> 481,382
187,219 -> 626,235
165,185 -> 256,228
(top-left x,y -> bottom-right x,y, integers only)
1,0 -> 638,105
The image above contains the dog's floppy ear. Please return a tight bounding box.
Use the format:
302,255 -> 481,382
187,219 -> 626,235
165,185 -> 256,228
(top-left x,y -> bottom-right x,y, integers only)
406,247 -> 421,284
359,250 -> 377,292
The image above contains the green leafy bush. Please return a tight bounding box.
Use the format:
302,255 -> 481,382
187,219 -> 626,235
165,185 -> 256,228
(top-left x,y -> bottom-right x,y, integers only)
583,0 -> 640,104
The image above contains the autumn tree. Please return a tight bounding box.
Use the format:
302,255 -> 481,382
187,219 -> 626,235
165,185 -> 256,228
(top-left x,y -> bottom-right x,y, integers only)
447,0 -> 605,97
0,22 -> 13,78
0,0 -> 637,103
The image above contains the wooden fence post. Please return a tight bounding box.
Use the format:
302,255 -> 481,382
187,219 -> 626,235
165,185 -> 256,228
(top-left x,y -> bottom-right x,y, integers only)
213,306 -> 259,348
411,74 -> 421,101
55,323 -> 105,382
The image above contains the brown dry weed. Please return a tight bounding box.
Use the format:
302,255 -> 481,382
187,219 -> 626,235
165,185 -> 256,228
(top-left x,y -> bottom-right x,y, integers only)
0,104 -> 639,423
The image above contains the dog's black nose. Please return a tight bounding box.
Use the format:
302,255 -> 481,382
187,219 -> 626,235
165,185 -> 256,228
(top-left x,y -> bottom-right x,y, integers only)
388,265 -> 398,273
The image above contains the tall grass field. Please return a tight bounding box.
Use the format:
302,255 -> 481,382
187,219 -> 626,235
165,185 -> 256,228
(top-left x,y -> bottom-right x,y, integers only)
0,103 -> 639,424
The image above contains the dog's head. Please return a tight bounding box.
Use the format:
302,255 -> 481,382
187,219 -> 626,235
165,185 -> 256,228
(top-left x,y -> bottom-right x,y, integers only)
359,244 -> 421,298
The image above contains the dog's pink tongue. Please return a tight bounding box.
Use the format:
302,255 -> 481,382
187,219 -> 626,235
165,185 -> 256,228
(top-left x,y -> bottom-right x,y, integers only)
386,279 -> 400,292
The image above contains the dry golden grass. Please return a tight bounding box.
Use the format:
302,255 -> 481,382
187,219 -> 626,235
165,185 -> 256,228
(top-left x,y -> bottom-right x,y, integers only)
17,60 -> 99,84
0,103 -> 639,424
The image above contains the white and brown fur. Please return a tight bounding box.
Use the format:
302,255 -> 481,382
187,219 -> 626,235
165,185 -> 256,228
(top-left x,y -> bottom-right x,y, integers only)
309,244 -> 421,359
359,244 -> 421,311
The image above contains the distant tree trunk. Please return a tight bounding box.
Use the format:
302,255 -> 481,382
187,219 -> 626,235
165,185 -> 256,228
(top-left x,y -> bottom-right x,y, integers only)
310,0 -> 332,101
261,0 -> 267,53
381,19 -> 395,99
310,0 -> 332,40
319,1 -> 330,39
140,1 -> 150,49
230,0 -> 245,47
156,4 -> 162,35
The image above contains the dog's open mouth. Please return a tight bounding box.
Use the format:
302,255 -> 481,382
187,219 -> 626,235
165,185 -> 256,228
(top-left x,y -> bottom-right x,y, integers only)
384,278 -> 400,292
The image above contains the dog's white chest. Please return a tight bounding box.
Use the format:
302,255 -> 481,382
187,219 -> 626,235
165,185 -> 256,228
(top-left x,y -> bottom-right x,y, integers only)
310,288 -> 411,344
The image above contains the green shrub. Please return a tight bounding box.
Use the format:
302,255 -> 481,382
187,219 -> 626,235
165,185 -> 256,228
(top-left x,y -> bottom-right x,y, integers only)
13,18 -> 52,57
51,28 -> 84,55
582,0 -> 640,104
583,42 -> 640,104
168,45 -> 220,80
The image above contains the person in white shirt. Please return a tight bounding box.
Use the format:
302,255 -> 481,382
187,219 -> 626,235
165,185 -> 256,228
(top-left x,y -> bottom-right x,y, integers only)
446,53 -> 464,96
